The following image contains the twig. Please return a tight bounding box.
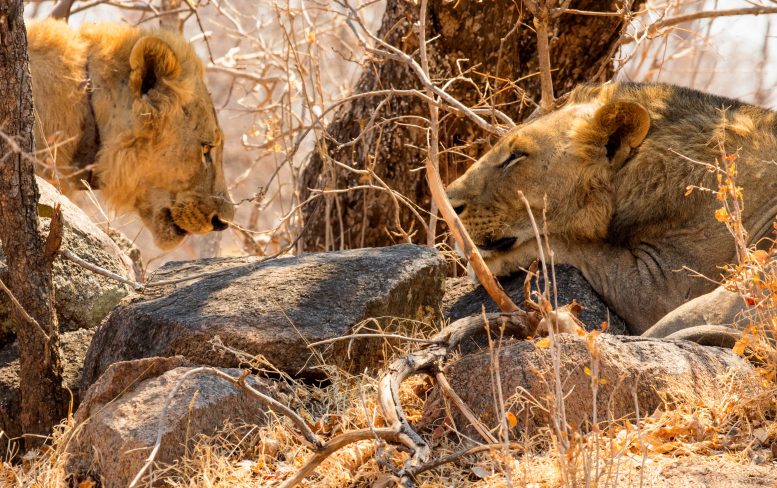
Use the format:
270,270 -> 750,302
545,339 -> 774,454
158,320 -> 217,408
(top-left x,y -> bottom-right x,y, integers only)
417,0 -> 519,314
623,7 -> 777,45
60,249 -> 143,292
49,0 -> 75,20
554,7 -> 629,17
434,371 -> 498,445
406,442 -> 524,476
279,427 -> 405,488
377,312 -> 537,485
307,333 -> 439,348
0,278 -> 50,342
339,0 -> 504,136
518,191 -> 549,298
525,0 -> 555,112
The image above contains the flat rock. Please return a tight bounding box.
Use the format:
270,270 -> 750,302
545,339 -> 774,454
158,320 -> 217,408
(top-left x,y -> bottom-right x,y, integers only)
443,265 -> 629,335
424,334 -> 756,437
67,360 -> 274,488
0,177 -> 134,344
0,328 -> 94,455
82,244 -> 445,389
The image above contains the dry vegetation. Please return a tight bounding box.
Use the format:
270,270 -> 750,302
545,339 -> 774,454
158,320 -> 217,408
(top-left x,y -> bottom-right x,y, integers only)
6,0 -> 777,486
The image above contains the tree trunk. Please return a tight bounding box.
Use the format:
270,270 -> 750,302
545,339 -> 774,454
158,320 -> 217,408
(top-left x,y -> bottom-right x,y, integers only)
300,0 -> 641,251
0,0 -> 66,447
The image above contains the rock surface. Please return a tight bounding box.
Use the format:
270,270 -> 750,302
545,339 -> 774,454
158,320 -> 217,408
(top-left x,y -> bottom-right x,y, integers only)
443,265 -> 629,335
82,244 -> 445,388
0,177 -> 134,344
0,328 -> 95,454
425,334 -> 756,436
67,360 -> 273,488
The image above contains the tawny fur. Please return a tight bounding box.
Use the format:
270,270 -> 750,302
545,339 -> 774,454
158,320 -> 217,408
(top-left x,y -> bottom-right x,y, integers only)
447,82 -> 777,334
27,19 -> 233,249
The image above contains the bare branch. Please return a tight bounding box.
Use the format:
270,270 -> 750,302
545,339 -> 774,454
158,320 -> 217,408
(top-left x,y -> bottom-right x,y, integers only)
0,278 -> 50,342
526,0 -> 555,112
416,0 -> 519,314
49,0 -> 75,20
339,0 -> 505,135
307,333 -> 438,348
278,427 -> 404,488
60,249 -> 143,291
624,7 -> 777,45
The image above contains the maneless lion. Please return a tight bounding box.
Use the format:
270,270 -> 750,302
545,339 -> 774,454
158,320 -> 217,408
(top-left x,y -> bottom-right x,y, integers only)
27,19 -> 233,249
446,82 -> 777,340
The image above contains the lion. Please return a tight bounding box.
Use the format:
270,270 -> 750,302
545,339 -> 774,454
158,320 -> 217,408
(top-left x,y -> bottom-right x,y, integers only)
26,19 -> 233,249
446,82 -> 777,341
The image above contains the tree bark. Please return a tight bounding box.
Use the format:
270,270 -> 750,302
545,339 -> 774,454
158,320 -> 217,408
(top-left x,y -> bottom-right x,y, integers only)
300,0 -> 641,251
0,0 -> 66,447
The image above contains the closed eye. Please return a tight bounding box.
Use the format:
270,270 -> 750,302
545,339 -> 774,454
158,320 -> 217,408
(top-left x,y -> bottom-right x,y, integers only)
500,150 -> 528,169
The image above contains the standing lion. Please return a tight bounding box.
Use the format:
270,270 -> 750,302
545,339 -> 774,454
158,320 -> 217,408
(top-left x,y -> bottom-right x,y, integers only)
27,19 -> 233,249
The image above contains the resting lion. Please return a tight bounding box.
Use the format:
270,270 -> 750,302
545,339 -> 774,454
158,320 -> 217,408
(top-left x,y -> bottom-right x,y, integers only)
27,19 -> 233,249
446,82 -> 777,342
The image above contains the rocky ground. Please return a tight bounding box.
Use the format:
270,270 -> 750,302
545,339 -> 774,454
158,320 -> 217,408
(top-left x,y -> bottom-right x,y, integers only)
1,181 -> 774,486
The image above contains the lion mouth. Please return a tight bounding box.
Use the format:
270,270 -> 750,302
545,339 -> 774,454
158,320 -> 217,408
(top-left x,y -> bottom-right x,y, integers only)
172,222 -> 188,236
161,208 -> 189,237
478,236 -> 518,252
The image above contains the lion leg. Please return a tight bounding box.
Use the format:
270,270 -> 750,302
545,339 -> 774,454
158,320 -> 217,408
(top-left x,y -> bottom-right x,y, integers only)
642,286 -> 747,340
664,325 -> 742,348
552,238 -> 719,335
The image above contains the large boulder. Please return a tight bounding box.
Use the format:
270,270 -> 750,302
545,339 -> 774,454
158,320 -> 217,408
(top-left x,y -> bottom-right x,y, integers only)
0,328 -> 95,454
424,333 -> 757,436
0,177 -> 134,344
443,265 -> 629,335
82,244 -> 445,388
67,358 -> 275,488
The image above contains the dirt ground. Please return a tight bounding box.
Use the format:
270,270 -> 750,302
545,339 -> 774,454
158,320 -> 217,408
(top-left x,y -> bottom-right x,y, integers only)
611,456 -> 777,488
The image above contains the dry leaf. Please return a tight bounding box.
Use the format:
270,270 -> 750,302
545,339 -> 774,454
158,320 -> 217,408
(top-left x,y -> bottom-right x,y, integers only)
535,337 -> 551,348
506,411 -> 518,429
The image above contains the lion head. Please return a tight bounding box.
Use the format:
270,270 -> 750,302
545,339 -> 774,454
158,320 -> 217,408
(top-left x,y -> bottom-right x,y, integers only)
446,93 -> 650,275
83,26 -> 234,249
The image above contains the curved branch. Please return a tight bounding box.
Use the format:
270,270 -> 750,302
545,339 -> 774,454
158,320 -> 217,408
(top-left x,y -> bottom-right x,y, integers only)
623,7 -> 777,45
377,312 -> 537,483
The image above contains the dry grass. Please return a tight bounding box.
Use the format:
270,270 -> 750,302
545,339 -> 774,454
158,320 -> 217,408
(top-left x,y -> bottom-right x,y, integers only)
6,309 -> 776,487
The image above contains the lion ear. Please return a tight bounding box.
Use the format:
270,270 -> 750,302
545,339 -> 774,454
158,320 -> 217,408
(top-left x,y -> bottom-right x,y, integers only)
591,101 -> 650,169
129,37 -> 181,106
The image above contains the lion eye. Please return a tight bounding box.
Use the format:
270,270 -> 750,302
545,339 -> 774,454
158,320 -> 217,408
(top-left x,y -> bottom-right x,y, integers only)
500,150 -> 528,169
202,144 -> 213,165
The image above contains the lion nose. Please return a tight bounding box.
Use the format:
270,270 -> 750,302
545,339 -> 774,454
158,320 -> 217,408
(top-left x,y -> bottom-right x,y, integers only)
211,214 -> 229,231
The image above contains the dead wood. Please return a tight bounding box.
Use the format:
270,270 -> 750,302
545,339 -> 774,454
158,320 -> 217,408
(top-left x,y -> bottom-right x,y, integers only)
376,311 -> 538,485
